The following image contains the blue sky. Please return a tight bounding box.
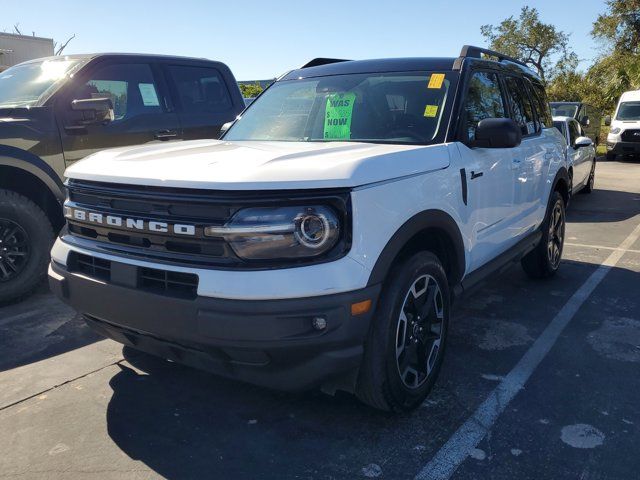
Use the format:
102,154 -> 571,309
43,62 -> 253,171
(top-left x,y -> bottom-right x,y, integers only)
3,0 -> 607,80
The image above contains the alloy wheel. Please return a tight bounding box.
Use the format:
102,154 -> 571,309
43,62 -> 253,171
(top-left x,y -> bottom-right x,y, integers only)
395,274 -> 444,389
0,219 -> 30,282
547,201 -> 564,269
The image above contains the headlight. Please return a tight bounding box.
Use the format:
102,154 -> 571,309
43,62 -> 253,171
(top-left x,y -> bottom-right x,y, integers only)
610,127 -> 621,135
204,206 -> 341,260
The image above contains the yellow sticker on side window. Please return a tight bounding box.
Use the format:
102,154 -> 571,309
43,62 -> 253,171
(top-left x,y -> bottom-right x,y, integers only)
428,73 -> 445,89
424,105 -> 439,117
324,92 -> 356,140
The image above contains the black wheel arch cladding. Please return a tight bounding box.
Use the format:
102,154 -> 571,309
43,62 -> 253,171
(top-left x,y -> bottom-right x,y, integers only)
367,209 -> 466,288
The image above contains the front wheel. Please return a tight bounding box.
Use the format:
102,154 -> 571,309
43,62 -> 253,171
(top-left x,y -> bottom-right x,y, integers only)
0,190 -> 55,304
356,251 -> 450,412
521,191 -> 566,279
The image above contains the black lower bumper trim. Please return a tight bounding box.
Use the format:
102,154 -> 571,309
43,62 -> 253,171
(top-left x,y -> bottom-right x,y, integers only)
49,260 -> 380,392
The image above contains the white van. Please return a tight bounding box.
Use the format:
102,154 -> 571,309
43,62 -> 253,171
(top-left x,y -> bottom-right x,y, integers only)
605,89 -> 640,160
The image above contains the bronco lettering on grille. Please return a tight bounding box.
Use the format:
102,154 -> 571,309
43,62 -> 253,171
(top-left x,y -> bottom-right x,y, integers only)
66,207 -> 196,236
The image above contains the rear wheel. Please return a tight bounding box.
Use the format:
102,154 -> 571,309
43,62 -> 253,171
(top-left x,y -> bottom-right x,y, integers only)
521,191 -> 565,279
356,251 -> 449,412
581,163 -> 596,194
0,190 -> 55,304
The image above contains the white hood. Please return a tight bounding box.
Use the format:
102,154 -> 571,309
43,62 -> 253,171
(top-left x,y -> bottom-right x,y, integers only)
65,139 -> 451,190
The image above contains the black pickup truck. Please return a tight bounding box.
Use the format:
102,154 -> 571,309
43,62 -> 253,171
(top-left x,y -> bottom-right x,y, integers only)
0,53 -> 244,303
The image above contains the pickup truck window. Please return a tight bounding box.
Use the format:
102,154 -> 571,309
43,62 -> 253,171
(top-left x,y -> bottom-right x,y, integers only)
169,66 -> 232,114
225,72 -> 454,145
0,58 -> 81,108
79,63 -> 162,120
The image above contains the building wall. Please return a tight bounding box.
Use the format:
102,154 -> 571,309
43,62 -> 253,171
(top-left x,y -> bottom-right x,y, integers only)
0,32 -> 54,71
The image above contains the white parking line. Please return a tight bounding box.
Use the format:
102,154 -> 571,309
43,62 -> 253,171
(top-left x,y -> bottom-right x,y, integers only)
415,218 -> 640,480
565,242 -> 640,254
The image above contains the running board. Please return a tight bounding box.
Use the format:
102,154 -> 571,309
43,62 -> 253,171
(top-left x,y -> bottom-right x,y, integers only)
452,230 -> 542,303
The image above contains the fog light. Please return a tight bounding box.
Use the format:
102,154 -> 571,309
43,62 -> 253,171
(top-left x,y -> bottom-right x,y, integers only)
312,317 -> 327,330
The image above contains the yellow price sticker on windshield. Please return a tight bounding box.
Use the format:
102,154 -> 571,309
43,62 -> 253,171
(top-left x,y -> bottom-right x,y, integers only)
424,105 -> 438,117
428,73 -> 445,89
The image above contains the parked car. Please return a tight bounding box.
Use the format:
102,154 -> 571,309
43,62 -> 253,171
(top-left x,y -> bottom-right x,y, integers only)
50,46 -> 569,411
553,116 -> 596,195
604,89 -> 640,160
550,102 -> 602,146
0,53 -> 244,303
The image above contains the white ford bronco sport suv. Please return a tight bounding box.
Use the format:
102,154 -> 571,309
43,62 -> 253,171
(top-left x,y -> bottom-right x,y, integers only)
49,46 -> 568,411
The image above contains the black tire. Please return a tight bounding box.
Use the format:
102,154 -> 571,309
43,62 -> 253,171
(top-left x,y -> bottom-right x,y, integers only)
521,191 -> 565,279
356,251 -> 450,412
605,152 -> 616,161
581,163 -> 596,194
0,189 -> 55,304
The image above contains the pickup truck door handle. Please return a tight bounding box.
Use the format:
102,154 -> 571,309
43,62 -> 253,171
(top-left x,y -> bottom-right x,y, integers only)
154,130 -> 178,140
470,170 -> 483,179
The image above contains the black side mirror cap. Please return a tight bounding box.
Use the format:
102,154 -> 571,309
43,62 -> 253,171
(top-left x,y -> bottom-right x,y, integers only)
604,115 -> 611,126
474,118 -> 522,148
71,98 -> 114,125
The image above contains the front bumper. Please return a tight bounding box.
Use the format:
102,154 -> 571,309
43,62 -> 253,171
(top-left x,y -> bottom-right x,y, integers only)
606,140 -> 640,155
49,260 -> 380,392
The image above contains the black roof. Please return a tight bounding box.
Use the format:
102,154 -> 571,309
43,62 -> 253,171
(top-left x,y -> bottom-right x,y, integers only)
282,57 -> 459,80
281,55 -> 539,81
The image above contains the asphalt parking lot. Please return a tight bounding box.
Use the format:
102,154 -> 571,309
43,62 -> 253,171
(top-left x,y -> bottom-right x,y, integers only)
1,159 -> 639,480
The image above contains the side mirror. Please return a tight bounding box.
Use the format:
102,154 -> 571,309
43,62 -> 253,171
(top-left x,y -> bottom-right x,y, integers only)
71,98 -> 114,125
604,115 -> 611,126
219,121 -> 234,138
580,116 -> 590,127
574,136 -> 593,148
474,118 -> 522,148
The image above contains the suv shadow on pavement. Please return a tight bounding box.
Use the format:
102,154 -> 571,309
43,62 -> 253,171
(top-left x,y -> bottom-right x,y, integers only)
568,188 -> 640,223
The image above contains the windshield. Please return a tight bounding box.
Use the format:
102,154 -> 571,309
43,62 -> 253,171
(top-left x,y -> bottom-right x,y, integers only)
550,104 -> 578,118
0,58 -> 81,108
616,101 -> 640,121
225,71 -> 454,144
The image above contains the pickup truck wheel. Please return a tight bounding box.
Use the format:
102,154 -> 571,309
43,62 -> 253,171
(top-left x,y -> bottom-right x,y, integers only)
0,190 -> 55,304
521,191 -> 565,279
605,152 -> 616,161
356,251 -> 449,412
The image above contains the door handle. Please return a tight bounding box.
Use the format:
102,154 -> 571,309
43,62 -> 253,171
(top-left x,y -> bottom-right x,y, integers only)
154,130 -> 178,140
470,170 -> 483,179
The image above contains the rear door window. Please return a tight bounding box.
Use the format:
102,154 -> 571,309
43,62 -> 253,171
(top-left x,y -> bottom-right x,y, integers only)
168,66 -> 232,114
568,119 -> 580,146
529,81 -> 553,128
504,76 -> 538,136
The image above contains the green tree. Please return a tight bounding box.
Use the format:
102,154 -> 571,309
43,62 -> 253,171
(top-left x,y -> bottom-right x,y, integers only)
592,0 -> 640,54
239,82 -> 263,98
480,6 -> 575,82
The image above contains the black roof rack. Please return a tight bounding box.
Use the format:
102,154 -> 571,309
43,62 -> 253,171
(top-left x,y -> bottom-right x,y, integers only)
300,58 -> 351,69
454,45 -> 531,71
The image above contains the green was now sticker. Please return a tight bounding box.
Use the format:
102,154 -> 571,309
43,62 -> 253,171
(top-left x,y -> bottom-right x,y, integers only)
324,92 -> 356,140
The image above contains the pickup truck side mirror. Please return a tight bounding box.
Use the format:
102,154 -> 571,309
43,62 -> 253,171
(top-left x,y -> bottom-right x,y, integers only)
574,136 -> 593,149
580,115 -> 590,127
474,118 -> 522,148
604,115 -> 611,126
71,98 -> 114,125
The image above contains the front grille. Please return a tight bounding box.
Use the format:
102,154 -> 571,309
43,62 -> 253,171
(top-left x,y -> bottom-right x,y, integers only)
68,252 -> 198,299
621,129 -> 640,142
64,179 -> 351,268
